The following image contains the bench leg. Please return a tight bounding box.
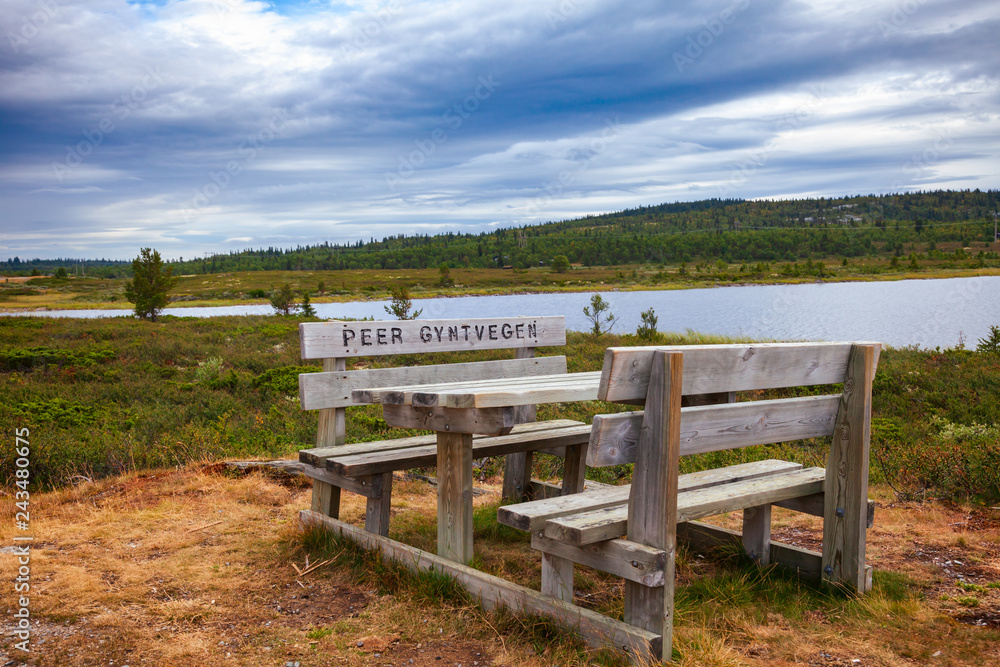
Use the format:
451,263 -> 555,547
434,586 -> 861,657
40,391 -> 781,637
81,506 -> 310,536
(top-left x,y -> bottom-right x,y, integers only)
364,472 -> 393,536
560,443 -> 588,496
624,553 -> 674,663
438,431 -> 474,564
541,553 -> 574,601
311,480 -> 341,519
742,504 -> 772,566
502,450 -> 534,503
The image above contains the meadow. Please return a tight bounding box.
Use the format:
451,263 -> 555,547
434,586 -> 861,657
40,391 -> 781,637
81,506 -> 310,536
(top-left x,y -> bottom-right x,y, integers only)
1,314 -> 998,500
1,315 -> 999,666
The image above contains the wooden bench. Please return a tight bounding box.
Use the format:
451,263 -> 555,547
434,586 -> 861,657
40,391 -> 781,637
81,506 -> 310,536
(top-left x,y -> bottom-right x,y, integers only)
295,316 -> 592,536
497,341 -> 880,663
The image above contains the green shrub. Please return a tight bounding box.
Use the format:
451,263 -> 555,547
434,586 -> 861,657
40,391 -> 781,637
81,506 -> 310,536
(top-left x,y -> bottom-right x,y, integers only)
978,325 -> 1000,354
252,365 -> 317,394
0,345 -> 115,371
17,398 -> 98,426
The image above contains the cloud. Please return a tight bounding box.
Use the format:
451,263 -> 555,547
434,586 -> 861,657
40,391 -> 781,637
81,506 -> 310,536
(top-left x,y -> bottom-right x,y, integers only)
0,0 -> 997,259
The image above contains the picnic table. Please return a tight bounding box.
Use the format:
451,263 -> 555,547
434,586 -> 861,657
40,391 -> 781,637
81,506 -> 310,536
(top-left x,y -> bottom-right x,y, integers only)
351,371 -> 603,563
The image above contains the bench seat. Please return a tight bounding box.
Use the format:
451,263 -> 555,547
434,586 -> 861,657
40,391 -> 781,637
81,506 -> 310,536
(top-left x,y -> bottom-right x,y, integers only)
540,465 -> 825,545
300,419 -> 589,476
499,459 -> 804,532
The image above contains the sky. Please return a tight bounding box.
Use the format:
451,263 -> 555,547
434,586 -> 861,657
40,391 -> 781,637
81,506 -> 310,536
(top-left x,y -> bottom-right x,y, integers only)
0,0 -> 998,261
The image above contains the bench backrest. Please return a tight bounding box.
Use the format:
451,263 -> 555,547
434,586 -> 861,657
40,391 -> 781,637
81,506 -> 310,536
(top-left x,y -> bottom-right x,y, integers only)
587,342 -> 881,466
589,341 -> 880,591
298,316 -> 567,447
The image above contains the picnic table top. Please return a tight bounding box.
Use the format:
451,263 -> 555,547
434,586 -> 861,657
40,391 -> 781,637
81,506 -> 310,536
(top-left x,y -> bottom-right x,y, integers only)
351,371 -> 603,409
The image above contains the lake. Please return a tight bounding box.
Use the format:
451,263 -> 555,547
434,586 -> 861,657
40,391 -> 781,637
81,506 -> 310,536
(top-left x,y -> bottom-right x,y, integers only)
6,276 -> 999,350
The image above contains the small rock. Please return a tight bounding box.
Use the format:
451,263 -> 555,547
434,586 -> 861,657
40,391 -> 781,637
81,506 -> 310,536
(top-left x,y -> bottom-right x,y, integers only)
356,640 -> 364,648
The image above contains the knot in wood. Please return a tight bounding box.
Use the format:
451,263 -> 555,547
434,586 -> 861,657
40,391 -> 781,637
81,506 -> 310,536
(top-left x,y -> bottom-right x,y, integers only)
838,461 -> 847,477
741,347 -> 756,362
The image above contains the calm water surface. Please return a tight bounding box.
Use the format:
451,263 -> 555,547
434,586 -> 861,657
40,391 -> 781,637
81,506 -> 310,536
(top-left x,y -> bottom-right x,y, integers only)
7,276 -> 999,350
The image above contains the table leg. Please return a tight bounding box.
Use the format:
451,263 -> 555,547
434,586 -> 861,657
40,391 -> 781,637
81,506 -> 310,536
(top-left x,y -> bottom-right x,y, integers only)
437,431 -> 474,564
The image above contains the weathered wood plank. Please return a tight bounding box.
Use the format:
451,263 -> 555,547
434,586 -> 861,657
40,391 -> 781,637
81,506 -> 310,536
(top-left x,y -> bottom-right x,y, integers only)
588,395 -> 841,466
822,344 -> 876,591
382,404 -> 519,436
311,476 -> 339,518
527,478 -> 613,500
412,373 -> 601,409
561,443 -> 588,496
541,553 -> 575,601
498,459 -> 803,532
742,504 -> 772,565
624,351 -> 682,663
545,467 -> 827,546
298,465 -> 384,499
354,371 -> 602,408
300,317 -> 566,359
301,357 -> 567,410
299,510 -> 660,661
771,494 -> 876,528
532,534 -> 667,587
599,342 -> 882,403
364,472 -> 392,536
300,419 -> 583,467
437,431 -> 474,564
503,347 -> 538,502
502,450 -> 534,502
311,356 -> 346,518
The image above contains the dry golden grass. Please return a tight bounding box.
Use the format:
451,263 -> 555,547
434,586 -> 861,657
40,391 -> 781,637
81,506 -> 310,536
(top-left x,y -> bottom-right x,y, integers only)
2,466 -> 999,667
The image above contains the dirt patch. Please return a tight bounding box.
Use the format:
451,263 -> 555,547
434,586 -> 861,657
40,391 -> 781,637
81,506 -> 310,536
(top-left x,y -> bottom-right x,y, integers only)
964,507 -> 1000,534
374,639 -> 494,666
272,580 -> 373,626
770,525 -> 823,552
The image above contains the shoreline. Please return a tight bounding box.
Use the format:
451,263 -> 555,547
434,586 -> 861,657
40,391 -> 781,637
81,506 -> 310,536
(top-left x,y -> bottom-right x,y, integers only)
1,268 -> 998,314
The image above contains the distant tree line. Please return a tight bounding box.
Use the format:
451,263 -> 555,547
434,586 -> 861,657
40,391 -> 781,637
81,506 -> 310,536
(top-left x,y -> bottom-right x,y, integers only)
4,190 -> 998,277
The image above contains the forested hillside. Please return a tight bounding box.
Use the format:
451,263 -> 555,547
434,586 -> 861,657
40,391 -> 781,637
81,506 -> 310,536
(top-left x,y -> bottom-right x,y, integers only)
5,190 -> 998,277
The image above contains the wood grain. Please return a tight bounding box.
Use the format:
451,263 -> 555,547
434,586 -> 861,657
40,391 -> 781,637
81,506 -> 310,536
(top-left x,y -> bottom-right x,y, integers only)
437,431 -> 474,564
624,350 -> 682,662
598,342 -> 882,402
301,357 -> 567,410
545,467 -> 827,546
300,419 -> 583,467
588,395 -> 841,466
354,371 -> 602,408
311,356 -> 346,518
822,343 -> 875,591
300,317 -> 566,359
382,404 -> 519,436
497,459 -> 803,532
533,534 -> 667,587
